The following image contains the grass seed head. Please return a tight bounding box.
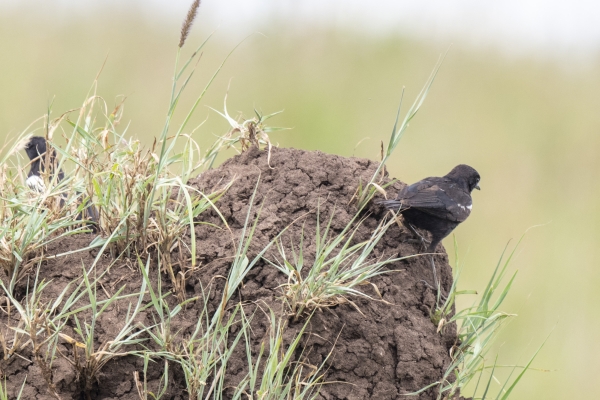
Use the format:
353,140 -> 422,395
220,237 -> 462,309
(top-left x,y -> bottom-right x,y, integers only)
179,0 -> 201,48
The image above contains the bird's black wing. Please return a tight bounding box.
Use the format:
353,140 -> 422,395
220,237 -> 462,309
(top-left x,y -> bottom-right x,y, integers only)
396,177 -> 472,222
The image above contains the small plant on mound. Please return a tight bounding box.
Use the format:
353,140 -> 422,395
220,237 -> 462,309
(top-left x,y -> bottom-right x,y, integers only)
0,250 -> 148,398
266,206 -> 412,320
212,96 -> 287,167
64,262 -> 149,397
58,93 -> 234,300
67,110 -> 239,300
0,270 -> 63,398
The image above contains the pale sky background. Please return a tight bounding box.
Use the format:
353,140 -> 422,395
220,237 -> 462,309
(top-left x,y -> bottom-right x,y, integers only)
2,0 -> 600,57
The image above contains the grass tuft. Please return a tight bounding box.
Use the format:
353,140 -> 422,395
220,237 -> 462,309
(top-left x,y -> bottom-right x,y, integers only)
266,206 -> 414,320
233,309 -> 326,400
412,236 -> 547,400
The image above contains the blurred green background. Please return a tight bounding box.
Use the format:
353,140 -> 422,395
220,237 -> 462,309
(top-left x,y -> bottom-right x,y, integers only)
1,2 -> 599,399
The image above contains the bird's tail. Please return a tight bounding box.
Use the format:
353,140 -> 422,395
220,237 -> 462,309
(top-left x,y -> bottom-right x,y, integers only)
376,199 -> 406,212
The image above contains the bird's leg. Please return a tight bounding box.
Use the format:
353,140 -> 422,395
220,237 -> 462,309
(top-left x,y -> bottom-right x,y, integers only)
419,257 -> 447,304
389,212 -> 430,250
417,256 -> 441,295
403,221 -> 443,297
390,212 -> 445,300
415,239 -> 444,301
405,222 -> 430,252
428,250 -> 449,304
425,237 -> 448,301
429,255 -> 440,294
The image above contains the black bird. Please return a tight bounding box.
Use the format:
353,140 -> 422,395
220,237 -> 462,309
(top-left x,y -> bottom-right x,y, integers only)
23,136 -> 98,233
379,164 -> 480,253
379,164 -> 480,292
24,136 -> 64,192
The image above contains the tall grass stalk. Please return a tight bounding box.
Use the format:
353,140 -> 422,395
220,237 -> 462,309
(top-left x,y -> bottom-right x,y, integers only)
144,18 -> 249,236
357,54 -> 445,209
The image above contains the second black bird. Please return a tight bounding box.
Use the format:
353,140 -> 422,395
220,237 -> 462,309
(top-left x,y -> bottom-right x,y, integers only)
379,164 -> 480,253
24,136 -> 64,192
23,136 -> 99,233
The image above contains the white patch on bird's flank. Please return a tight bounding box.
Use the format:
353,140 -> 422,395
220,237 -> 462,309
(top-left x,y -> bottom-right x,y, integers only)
467,204 -> 472,211
26,175 -> 46,192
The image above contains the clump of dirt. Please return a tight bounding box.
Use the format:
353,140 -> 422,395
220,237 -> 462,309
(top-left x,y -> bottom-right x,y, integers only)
0,146 -> 462,399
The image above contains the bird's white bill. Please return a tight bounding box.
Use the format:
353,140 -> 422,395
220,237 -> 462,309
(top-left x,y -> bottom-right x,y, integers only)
26,175 -> 46,192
